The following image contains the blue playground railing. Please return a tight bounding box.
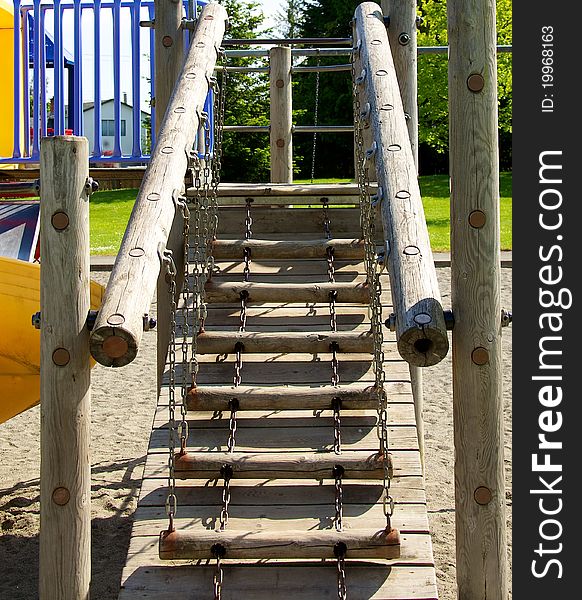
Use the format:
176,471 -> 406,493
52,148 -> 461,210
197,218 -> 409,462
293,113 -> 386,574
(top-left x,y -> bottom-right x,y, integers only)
2,0 -> 209,165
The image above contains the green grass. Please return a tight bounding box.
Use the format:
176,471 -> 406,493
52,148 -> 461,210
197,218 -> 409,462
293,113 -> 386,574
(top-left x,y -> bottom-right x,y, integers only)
85,172 -> 512,254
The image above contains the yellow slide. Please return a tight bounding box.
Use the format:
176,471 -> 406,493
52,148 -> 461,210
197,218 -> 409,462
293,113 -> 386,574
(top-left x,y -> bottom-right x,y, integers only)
0,257 -> 104,423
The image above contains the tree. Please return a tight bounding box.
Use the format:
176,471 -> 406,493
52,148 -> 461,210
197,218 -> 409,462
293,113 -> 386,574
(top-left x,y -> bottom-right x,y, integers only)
416,0 -> 512,172
219,0 -> 271,181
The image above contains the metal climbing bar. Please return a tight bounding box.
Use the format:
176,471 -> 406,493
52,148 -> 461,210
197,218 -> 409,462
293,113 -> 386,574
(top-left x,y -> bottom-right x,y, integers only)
353,2 -> 449,367
89,1 -> 228,368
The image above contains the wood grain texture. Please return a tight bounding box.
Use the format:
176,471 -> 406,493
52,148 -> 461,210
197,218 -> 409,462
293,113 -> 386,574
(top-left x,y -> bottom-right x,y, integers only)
159,527 -> 400,560
173,450 -> 392,480
211,238 -> 365,260
447,1 -> 507,598
39,136 -> 91,599
90,2 -> 228,367
354,3 -> 448,367
204,280 -> 370,304
269,46 -> 293,183
196,330 -> 374,354
154,0 -> 184,134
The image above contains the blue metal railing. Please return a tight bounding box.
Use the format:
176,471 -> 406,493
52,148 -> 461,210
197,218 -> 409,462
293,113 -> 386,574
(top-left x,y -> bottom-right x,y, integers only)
2,0 -> 208,165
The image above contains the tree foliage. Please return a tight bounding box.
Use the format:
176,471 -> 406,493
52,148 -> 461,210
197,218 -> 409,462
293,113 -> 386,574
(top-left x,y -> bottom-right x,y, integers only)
417,0 -> 512,171
219,0 -> 271,181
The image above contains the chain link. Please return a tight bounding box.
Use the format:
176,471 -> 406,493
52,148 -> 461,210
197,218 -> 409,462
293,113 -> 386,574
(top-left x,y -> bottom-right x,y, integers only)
334,542 -> 348,600
310,48 -> 321,183
212,543 -> 226,599
219,464 -> 233,531
352,35 -> 393,530
164,251 -> 178,532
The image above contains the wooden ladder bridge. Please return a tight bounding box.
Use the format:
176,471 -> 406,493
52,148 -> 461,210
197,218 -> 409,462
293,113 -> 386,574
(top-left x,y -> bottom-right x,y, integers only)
37,2 -> 507,599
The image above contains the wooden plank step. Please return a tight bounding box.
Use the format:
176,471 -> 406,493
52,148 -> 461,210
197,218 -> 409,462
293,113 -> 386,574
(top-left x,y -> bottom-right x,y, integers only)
187,383 -> 380,411
138,477 -> 427,506
119,561 -> 438,600
213,259 -> 366,276
216,207 -> 364,235
196,330 -> 373,355
131,503 -> 429,536
173,451 -> 392,479
159,527 -> 400,560
211,238 -> 365,260
144,453 -> 421,480
204,280 -> 370,304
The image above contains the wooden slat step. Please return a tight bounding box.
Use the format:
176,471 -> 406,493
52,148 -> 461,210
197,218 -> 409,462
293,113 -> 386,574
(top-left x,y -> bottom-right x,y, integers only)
216,207 -> 364,235
159,527 -> 400,560
211,238 -> 365,260
204,280 -> 370,304
196,330 -> 373,355
173,451 -> 392,479
187,383 -> 380,411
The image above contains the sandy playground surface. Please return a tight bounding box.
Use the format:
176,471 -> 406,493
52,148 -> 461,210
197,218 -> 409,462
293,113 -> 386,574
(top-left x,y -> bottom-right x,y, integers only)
0,267 -> 512,600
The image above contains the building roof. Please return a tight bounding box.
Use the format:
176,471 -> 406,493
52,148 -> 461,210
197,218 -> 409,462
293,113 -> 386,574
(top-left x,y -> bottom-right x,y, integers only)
83,99 -> 150,115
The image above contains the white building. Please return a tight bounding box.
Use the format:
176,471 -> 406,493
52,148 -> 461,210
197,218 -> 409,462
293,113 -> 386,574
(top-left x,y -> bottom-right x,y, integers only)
81,97 -> 150,157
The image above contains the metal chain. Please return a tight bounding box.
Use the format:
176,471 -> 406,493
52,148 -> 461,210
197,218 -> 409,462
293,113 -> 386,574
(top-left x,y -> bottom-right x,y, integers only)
164,251 -> 178,532
310,48 -> 321,183
352,38 -> 394,530
212,544 -> 226,599
322,197 -> 332,240
219,464 -> 233,531
334,542 -> 348,600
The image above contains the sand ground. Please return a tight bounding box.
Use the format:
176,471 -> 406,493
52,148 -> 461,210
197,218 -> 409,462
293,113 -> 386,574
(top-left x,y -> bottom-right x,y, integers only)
0,267 -> 512,599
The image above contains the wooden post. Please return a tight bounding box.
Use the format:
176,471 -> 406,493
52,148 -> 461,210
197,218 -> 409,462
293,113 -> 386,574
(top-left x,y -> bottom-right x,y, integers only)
154,0 -> 186,390
39,136 -> 91,599
353,3 -> 448,368
381,0 -> 424,469
448,0 -> 507,598
270,46 -> 293,183
154,0 -> 184,134
90,2 -> 228,368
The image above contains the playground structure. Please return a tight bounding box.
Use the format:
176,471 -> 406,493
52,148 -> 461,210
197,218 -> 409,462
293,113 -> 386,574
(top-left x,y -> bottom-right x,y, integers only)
34,1 -> 508,599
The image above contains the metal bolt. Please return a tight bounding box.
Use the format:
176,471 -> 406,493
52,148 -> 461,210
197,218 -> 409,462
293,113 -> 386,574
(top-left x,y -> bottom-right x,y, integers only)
468,210 -> 486,229
51,211 -> 70,231
443,309 -> 455,331
398,32 -> 411,46
86,310 -> 99,331
276,138 -> 285,148
383,16 -> 390,28
32,311 -> 41,329
143,314 -> 157,331
276,79 -> 284,88
85,177 -> 99,195
501,309 -> 512,327
162,35 -> 173,48
385,313 -> 397,332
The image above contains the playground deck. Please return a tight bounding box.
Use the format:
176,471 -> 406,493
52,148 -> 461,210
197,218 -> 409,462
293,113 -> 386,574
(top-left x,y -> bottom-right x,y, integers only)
118,202 -> 438,599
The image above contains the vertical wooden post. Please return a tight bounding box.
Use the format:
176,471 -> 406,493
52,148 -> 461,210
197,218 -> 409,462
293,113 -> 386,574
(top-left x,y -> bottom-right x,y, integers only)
448,1 -> 507,598
381,0 -> 424,470
270,46 -> 293,183
154,0 -> 185,389
39,136 -> 91,599
154,0 -> 184,134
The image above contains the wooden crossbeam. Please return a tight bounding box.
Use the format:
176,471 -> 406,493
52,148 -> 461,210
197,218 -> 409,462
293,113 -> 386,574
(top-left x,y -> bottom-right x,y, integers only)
211,238 -> 365,260
159,527 -> 400,560
173,451 -> 392,480
196,330 -> 373,355
204,281 -> 370,304
187,383 -> 380,411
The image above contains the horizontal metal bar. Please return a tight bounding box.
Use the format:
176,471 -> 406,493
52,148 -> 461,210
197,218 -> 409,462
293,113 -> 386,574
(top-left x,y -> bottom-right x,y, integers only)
294,125 -> 354,133
224,48 -> 354,58
215,65 -> 270,73
222,125 -> 354,134
222,37 -> 353,46
292,64 -> 352,73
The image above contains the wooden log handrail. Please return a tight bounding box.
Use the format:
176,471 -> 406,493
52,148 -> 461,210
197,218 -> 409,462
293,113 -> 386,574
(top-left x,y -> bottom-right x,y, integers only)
353,3 -> 449,367
89,2 -> 228,367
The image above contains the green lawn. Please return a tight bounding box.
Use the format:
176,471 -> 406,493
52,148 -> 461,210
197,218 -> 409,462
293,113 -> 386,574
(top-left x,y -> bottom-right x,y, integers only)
87,173 -> 512,255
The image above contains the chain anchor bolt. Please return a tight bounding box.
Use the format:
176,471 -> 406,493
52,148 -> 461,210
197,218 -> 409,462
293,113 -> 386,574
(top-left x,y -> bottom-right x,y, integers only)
143,313 -> 157,331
